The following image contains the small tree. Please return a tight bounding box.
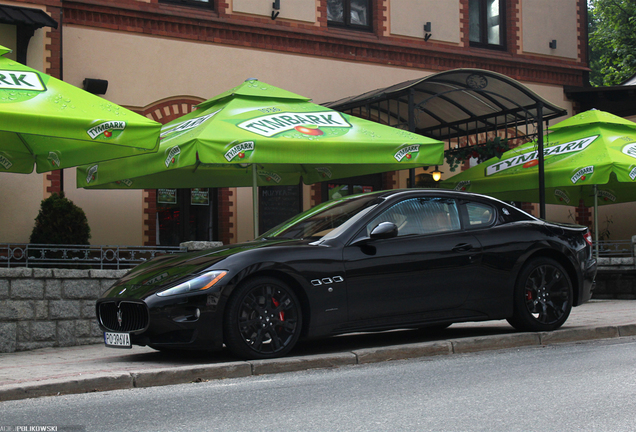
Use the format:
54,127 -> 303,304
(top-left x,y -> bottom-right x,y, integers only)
30,192 -> 91,245
588,0 -> 636,86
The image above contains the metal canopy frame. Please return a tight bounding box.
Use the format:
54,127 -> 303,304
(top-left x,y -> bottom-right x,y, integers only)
324,68 -> 568,218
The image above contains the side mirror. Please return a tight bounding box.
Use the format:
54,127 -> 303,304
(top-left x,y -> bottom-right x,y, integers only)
370,222 -> 398,240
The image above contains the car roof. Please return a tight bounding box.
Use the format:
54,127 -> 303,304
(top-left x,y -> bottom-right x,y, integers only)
366,188 -> 507,204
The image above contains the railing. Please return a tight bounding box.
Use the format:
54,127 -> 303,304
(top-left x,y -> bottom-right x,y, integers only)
0,240 -> 632,269
594,240 -> 634,258
0,243 -> 187,269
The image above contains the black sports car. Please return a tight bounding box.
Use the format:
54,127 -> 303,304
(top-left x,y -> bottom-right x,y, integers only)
97,189 -> 596,359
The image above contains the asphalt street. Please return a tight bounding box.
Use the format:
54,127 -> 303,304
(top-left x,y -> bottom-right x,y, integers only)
3,337 -> 636,431
0,299 -> 635,402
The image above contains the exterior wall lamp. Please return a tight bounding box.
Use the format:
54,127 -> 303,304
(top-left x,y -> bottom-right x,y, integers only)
549,40 -> 557,49
83,78 -> 108,95
432,166 -> 443,182
424,22 -> 432,41
272,0 -> 280,20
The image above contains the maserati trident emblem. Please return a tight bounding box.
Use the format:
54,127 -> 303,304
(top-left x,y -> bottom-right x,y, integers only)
117,308 -> 123,327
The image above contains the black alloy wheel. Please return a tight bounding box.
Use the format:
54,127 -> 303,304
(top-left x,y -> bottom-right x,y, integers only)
507,257 -> 573,332
224,277 -> 302,359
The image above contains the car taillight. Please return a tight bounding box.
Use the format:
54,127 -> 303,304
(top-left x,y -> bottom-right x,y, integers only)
584,231 -> 593,247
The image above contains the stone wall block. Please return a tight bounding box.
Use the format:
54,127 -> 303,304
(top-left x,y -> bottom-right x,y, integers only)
63,279 -> 101,299
32,321 -> 56,341
33,268 -> 53,278
45,279 -> 62,299
49,300 -> 81,319
0,279 -> 8,299
0,300 -> 34,320
17,321 -> 30,342
0,268 -> 32,278
75,319 -> 92,338
0,322 -> 17,352
34,300 -> 48,320
52,269 -> 90,279
80,300 -> 97,319
90,320 -> 103,338
10,279 -> 44,299
90,269 -> 129,279
57,320 -> 77,346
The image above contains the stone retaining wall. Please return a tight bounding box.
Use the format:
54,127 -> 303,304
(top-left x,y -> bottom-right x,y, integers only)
0,268 -> 127,353
594,270 -> 636,300
595,257 -> 636,300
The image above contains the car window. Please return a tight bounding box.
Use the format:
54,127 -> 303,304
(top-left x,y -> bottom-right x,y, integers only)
466,202 -> 495,228
258,194 -> 382,240
366,197 -> 461,237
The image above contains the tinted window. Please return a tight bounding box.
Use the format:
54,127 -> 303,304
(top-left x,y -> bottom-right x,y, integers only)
465,202 -> 495,228
367,197 -> 461,237
258,194 -> 380,240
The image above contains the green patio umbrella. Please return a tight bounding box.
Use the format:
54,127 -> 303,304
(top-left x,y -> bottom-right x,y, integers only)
440,109 -> 636,256
0,45 -> 161,174
77,79 -> 444,236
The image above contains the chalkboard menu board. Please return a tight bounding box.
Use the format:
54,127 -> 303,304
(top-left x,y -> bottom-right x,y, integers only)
259,185 -> 302,233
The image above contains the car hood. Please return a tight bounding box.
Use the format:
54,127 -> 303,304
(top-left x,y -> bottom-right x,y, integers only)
100,238 -> 310,299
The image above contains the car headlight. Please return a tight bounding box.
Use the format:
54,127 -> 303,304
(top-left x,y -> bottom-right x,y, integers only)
156,270 -> 228,297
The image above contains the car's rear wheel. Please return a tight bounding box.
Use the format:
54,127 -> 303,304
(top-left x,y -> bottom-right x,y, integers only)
224,276 -> 302,359
507,257 -> 573,332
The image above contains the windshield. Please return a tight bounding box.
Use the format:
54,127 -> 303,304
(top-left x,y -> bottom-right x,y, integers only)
257,194 -> 382,240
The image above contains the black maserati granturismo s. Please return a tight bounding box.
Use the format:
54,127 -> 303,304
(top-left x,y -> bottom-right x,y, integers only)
97,189 -> 596,359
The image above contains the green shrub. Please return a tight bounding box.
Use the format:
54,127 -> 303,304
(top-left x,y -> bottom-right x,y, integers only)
30,192 -> 91,245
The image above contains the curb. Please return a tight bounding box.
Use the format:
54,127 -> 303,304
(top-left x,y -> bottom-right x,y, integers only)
2,324 -> 635,402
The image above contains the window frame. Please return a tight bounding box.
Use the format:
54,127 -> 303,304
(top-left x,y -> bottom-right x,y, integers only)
327,0 -> 373,32
468,0 -> 507,51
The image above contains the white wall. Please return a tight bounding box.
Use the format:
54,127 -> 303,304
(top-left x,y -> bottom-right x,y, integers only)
521,0 -> 579,59
389,0 -> 461,44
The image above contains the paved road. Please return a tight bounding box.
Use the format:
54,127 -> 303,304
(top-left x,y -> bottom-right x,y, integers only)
2,337 -> 636,431
1,300 -> 635,402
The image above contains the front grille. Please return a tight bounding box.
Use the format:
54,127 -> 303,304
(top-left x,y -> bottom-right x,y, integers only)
98,301 -> 149,332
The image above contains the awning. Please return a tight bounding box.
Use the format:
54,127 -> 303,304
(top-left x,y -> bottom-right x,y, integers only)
0,4 -> 58,29
324,68 -> 569,219
324,68 -> 566,142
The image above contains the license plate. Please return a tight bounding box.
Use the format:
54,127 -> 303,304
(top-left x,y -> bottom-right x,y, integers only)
104,332 -> 132,348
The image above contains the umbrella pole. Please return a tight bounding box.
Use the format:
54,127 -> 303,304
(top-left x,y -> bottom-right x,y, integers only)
253,164 -> 259,238
594,184 -> 599,261
537,103 -> 546,219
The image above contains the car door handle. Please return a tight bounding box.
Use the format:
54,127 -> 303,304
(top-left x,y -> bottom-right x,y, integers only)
452,243 -> 474,252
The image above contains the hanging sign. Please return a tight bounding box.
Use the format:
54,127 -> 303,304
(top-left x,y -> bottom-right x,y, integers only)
191,188 -> 210,205
158,189 -> 177,204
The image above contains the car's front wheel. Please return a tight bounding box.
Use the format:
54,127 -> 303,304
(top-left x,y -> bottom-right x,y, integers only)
224,276 -> 302,359
507,257 -> 573,332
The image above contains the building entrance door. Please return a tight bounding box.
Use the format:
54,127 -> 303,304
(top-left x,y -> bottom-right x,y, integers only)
157,188 -> 218,246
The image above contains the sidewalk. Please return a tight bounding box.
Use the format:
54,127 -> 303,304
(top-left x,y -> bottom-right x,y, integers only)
1,300 -> 635,402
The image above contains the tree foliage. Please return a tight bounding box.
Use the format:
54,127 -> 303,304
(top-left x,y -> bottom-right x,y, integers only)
588,0 -> 636,86
30,192 -> 91,245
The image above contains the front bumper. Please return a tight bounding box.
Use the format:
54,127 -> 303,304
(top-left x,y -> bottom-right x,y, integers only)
96,293 -> 225,352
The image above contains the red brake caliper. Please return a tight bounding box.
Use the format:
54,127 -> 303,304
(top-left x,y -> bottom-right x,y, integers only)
272,298 -> 285,321
526,290 -> 533,301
